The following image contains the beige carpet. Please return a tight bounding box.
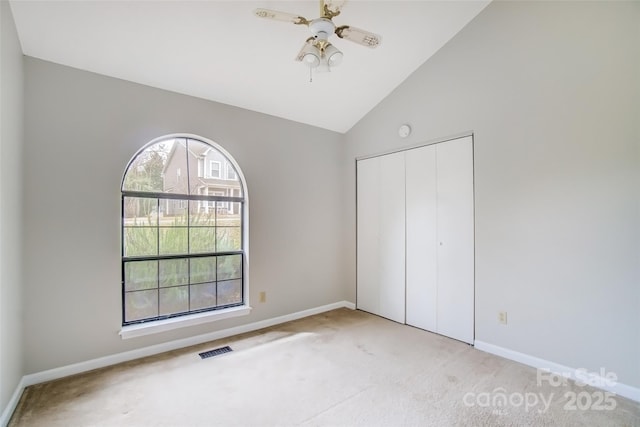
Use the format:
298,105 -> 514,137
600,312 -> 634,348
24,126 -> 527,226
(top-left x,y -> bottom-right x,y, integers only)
9,309 -> 640,426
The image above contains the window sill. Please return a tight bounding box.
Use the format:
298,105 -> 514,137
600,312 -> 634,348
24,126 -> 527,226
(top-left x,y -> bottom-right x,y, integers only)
119,305 -> 252,339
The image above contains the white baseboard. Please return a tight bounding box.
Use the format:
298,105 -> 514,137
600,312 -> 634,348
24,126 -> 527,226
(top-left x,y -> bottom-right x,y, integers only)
1,377 -> 26,427
1,301 -> 355,426
474,340 -> 640,403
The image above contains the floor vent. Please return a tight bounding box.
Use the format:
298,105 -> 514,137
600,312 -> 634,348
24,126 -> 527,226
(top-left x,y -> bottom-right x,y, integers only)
199,346 -> 233,359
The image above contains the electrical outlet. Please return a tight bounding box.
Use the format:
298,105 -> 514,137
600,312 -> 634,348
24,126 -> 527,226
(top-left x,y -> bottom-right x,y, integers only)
498,311 -> 507,325
259,291 -> 266,303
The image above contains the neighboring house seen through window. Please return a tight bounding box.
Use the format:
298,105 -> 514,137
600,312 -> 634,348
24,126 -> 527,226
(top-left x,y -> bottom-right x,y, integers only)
227,164 -> 237,180
210,161 -> 221,178
121,136 -> 246,325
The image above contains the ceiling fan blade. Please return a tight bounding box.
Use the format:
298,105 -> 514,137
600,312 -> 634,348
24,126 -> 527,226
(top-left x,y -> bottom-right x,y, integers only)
254,8 -> 309,25
335,25 -> 381,48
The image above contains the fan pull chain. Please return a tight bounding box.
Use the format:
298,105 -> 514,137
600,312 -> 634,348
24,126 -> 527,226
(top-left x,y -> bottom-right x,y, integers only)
309,66 -> 313,83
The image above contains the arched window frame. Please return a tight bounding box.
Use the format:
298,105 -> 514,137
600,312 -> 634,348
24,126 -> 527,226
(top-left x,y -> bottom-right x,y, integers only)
119,134 -> 250,339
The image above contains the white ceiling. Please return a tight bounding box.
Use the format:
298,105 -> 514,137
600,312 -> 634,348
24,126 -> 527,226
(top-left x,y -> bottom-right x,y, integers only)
9,0 -> 490,133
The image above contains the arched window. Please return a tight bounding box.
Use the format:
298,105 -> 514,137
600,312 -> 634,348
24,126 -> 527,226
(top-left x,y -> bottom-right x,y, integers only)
121,136 -> 246,326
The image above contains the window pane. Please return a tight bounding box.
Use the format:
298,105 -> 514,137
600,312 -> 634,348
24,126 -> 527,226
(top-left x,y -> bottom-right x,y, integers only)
189,201 -> 216,226
124,260 -> 157,291
218,255 -> 242,281
122,142 -> 172,193
159,258 -> 189,288
124,227 -> 157,257
159,227 -> 188,255
217,202 -> 241,227
123,197 -> 158,226
164,199 -> 189,218
190,227 -> 216,253
125,290 -> 158,322
190,257 -> 216,284
190,282 -> 216,310
161,204 -> 187,227
159,286 -> 189,316
187,139 -> 216,195
184,138 -> 243,197
161,139 -> 189,195
217,280 -> 242,306
217,227 -> 241,251
226,172 -> 242,197
226,164 -> 238,180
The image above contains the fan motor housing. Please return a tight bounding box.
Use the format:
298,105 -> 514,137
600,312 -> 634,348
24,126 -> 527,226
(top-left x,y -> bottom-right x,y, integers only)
309,18 -> 335,40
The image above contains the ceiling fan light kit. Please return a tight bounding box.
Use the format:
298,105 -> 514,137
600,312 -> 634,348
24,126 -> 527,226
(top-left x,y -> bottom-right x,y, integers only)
298,38 -> 342,72
324,44 -> 343,66
301,44 -> 321,68
254,0 -> 381,80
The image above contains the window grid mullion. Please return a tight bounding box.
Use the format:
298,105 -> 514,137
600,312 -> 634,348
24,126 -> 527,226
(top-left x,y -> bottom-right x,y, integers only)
122,191 -> 243,203
185,135 -> 192,311
156,199 -> 160,318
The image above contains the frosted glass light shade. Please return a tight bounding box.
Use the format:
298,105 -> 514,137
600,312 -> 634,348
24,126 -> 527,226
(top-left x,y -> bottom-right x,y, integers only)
301,44 -> 321,68
324,44 -> 343,66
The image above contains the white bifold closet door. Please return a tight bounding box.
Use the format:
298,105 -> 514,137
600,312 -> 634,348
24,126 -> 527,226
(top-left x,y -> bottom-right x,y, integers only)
356,151 -> 405,324
357,135 -> 474,344
405,136 -> 474,344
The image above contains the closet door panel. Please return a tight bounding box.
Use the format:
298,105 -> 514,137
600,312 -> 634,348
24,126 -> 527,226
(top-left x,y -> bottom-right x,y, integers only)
356,152 -> 405,323
405,145 -> 438,332
376,152 -> 406,323
436,136 -> 475,344
356,157 -> 382,316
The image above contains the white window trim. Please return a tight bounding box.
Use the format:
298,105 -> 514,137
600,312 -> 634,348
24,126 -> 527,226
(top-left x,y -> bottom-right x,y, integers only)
120,304 -> 252,339
210,160 -> 221,178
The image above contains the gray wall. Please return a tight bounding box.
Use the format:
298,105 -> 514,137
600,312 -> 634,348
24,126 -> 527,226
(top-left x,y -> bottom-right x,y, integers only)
0,0 -> 25,417
344,1 -> 640,387
23,57 -> 346,373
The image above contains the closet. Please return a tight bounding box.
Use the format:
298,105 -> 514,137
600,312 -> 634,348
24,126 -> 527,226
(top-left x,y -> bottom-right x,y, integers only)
356,135 -> 474,344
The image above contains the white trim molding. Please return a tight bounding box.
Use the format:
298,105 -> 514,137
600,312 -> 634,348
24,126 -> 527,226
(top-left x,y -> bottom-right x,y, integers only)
474,340 -> 640,403
1,377 -> 26,427
120,305 -> 252,339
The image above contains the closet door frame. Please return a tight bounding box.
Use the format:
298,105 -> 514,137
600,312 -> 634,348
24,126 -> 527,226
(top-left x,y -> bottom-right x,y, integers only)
356,132 -> 476,343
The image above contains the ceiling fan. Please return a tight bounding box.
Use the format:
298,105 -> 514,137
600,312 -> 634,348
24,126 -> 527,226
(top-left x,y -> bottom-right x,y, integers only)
254,0 -> 382,74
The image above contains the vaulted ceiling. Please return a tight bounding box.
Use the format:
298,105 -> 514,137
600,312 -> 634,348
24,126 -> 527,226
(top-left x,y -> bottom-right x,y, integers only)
9,0 -> 490,133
